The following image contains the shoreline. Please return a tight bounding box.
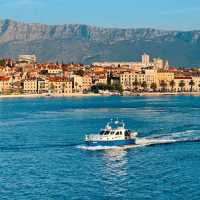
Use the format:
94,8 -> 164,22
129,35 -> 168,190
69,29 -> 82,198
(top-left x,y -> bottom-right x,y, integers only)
141,92 -> 200,96
0,93 -> 101,98
1,92 -> 200,98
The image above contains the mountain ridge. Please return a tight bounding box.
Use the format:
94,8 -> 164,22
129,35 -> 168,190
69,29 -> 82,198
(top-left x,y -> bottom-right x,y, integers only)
0,19 -> 200,66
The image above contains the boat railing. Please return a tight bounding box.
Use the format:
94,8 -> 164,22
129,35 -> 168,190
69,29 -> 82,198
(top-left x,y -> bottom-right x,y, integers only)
85,134 -> 104,141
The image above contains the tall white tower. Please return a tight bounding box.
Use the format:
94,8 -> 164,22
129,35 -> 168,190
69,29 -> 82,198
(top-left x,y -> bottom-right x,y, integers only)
142,53 -> 150,66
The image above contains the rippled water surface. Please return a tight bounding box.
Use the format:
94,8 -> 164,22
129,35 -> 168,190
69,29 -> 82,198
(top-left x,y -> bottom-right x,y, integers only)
1,96 -> 200,200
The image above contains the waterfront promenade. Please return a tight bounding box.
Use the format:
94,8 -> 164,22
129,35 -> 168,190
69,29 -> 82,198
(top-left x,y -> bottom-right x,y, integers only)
0,93 -> 100,98
1,91 -> 200,98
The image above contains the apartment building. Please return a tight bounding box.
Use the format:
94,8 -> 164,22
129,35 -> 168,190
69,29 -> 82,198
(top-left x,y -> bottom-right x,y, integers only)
23,78 -> 38,93
82,75 -> 92,91
48,77 -> 72,94
0,76 -> 10,94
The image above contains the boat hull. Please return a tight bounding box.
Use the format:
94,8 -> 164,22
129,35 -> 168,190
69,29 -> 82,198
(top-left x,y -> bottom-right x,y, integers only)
85,139 -> 136,147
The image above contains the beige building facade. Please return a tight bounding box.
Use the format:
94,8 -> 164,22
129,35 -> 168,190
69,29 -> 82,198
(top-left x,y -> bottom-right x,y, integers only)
0,76 -> 10,94
48,77 -> 72,94
82,75 -> 92,91
23,78 -> 38,93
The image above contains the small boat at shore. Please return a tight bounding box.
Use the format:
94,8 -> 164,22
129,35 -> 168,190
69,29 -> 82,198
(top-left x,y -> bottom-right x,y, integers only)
85,120 -> 138,147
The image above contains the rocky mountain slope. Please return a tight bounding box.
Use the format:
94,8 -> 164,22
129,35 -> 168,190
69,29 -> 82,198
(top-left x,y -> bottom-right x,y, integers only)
1,19 -> 200,66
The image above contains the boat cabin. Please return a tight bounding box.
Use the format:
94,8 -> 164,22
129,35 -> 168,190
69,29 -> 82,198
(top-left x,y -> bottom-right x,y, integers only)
99,129 -> 131,138
85,119 -> 138,146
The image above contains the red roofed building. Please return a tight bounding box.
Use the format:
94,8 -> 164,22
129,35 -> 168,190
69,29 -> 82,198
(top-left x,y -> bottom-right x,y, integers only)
47,65 -> 63,74
47,77 -> 72,94
82,75 -> 92,91
95,75 -> 108,85
23,78 -> 38,94
0,76 -> 10,94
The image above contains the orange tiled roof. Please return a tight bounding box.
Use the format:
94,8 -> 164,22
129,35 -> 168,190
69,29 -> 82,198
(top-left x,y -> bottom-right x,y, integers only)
24,77 -> 37,81
48,77 -> 68,82
175,76 -> 192,79
0,76 -> 10,81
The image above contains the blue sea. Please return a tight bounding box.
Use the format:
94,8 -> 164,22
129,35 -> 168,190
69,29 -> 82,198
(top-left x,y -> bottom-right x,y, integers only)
1,96 -> 200,200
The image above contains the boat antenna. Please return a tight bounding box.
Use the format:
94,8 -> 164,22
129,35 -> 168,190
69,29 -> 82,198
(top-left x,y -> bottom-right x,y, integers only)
122,120 -> 125,128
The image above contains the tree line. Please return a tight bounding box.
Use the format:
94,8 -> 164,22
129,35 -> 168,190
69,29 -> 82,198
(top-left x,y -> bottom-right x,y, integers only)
126,79 -> 197,92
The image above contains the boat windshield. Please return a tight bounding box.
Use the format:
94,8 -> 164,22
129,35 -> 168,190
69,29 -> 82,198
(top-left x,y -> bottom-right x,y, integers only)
100,131 -> 105,135
104,131 -> 110,135
99,130 -> 110,135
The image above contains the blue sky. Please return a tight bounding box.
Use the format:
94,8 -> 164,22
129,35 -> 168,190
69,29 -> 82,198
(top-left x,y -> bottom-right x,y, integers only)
0,0 -> 200,30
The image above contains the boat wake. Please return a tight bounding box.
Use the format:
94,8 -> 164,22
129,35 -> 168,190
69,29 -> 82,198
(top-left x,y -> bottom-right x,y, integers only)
78,130 -> 200,151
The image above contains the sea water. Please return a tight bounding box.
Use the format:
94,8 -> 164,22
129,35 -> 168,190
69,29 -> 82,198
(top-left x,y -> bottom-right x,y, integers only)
1,96 -> 200,200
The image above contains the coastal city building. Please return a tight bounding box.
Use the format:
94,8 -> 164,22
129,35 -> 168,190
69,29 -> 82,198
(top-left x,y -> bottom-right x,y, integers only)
93,53 -> 169,71
174,77 -> 192,92
23,78 -> 38,94
18,55 -> 37,64
0,53 -> 200,95
82,75 -> 93,91
47,64 -> 63,75
0,76 -> 10,94
47,77 -> 72,94
142,53 -> 150,66
72,75 -> 83,93
95,75 -> 108,85
191,76 -> 200,91
120,70 -> 157,90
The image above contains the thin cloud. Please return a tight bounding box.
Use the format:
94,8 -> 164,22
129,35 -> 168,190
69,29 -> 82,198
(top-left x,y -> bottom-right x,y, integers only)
0,0 -> 44,7
160,7 -> 200,15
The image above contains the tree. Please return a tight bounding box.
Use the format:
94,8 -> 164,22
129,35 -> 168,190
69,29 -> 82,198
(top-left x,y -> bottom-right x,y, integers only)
160,80 -> 167,92
96,83 -> 108,90
74,82 -> 79,92
75,69 -> 84,77
132,80 -> 139,92
169,80 -> 175,92
189,80 -> 195,92
110,83 -> 123,93
141,81 -> 147,92
91,85 -> 99,93
91,83 -> 123,93
150,82 -> 157,92
191,67 -> 199,72
0,59 -> 5,66
179,80 -> 185,92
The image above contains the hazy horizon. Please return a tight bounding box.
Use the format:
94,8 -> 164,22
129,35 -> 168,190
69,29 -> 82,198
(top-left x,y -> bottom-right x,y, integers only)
1,0 -> 200,31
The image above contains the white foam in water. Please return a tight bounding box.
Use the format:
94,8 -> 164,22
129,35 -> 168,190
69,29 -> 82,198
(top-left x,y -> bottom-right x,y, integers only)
77,144 -> 145,151
78,145 -> 120,151
77,130 -> 200,151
